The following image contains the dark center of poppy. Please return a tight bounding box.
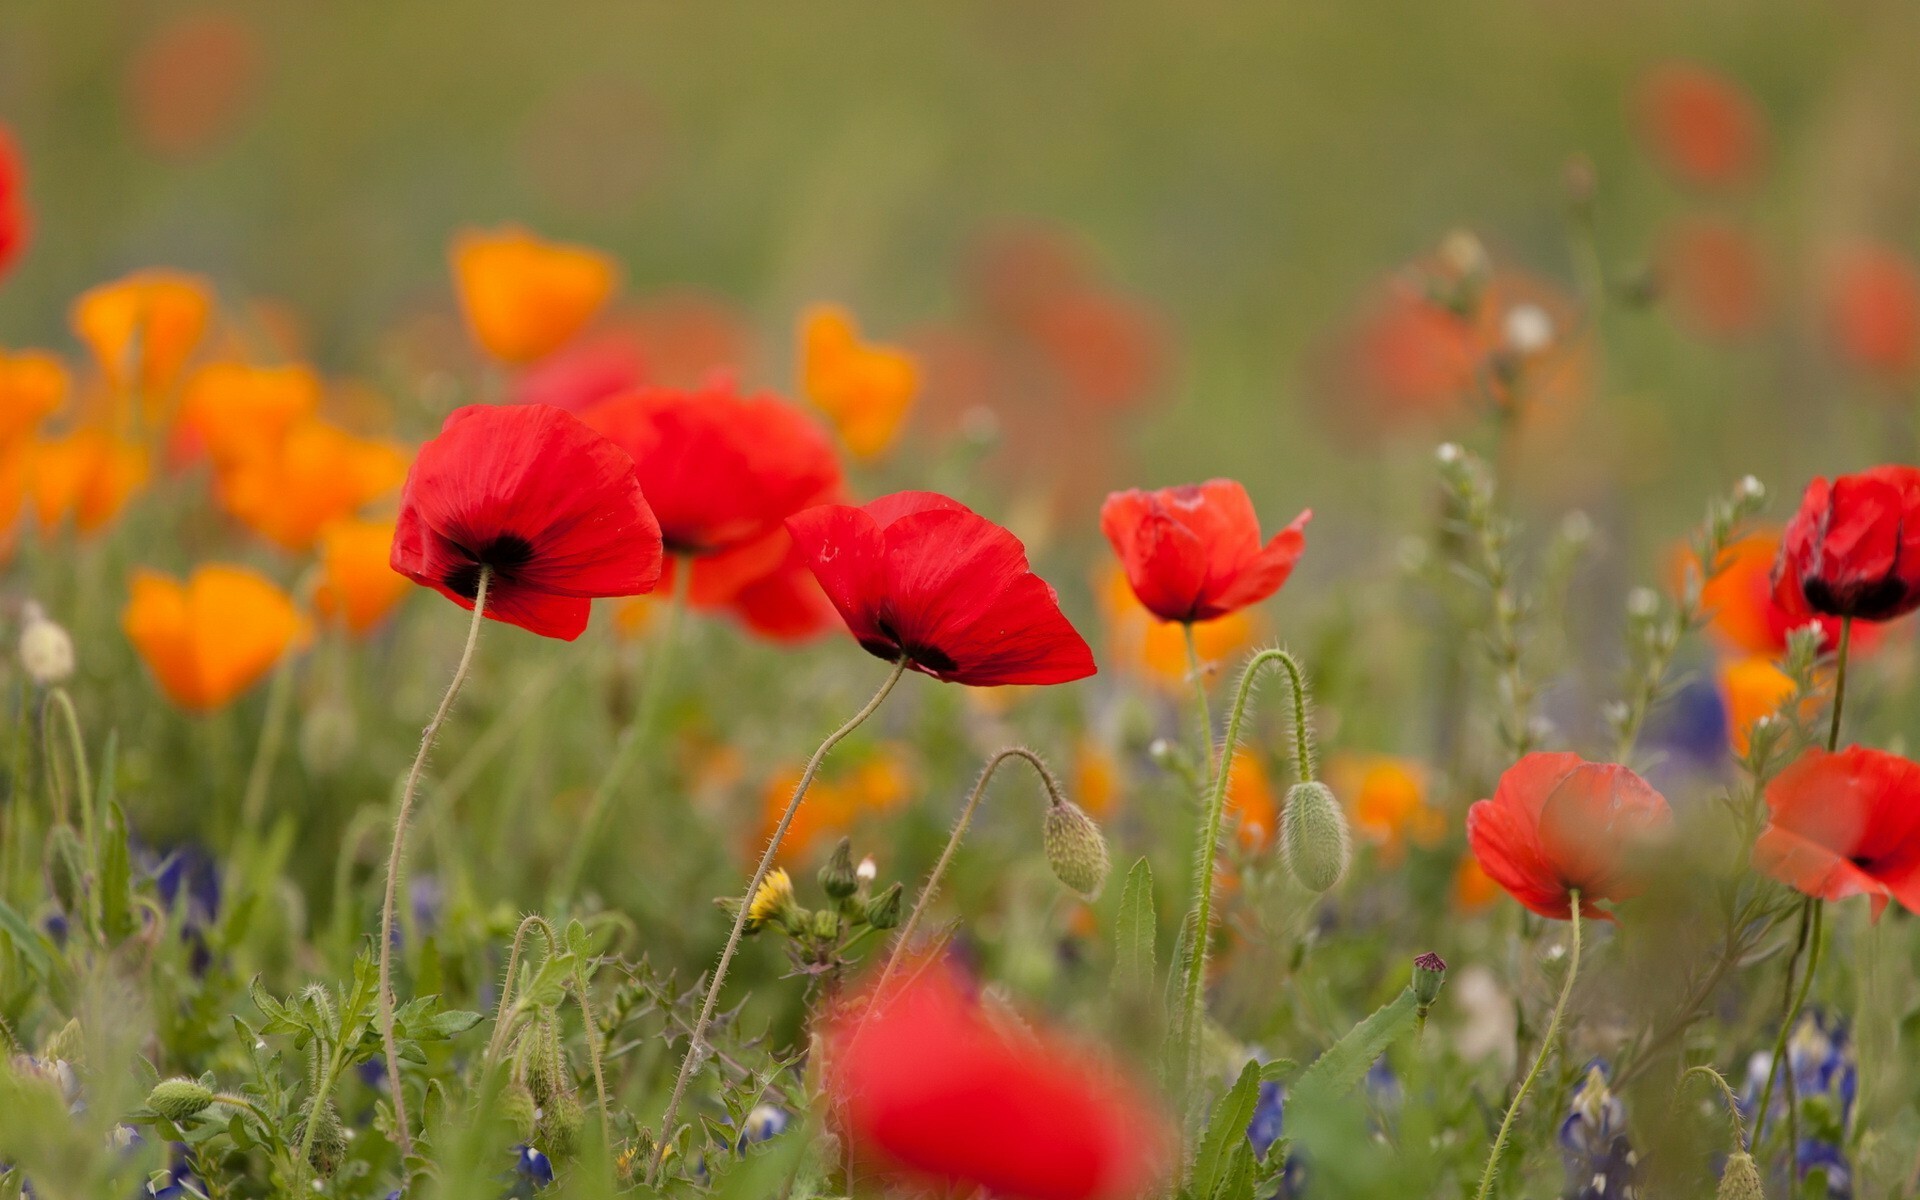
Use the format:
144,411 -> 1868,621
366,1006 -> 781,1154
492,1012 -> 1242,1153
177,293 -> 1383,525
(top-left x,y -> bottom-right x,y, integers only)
443,534 -> 535,599
1849,853 -> 1878,871
866,618 -> 958,674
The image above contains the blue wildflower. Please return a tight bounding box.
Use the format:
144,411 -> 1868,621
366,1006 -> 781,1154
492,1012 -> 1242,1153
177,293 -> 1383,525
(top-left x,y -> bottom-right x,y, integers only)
1741,1010 -> 1856,1197
505,1144 -> 554,1196
1559,1063 -> 1640,1200
737,1104 -> 789,1149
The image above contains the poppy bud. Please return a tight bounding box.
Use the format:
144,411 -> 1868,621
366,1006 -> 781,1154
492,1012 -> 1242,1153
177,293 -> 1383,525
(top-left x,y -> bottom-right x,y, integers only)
1043,800 -> 1111,898
17,603 -> 74,686
820,838 -> 858,901
540,1089 -> 585,1158
1717,1152 -> 1763,1200
148,1078 -> 214,1123
294,1101 -> 348,1176
1281,781 -> 1351,893
865,881 -> 903,929
499,1078 -> 538,1141
1412,952 -> 1447,1011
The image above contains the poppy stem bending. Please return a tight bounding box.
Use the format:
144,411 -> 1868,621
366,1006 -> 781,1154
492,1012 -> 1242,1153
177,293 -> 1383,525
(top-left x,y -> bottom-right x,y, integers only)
1183,623 -> 1218,785
1472,893 -> 1583,1200
1176,647 -> 1316,1098
551,558 -> 693,909
875,747 -> 1066,998
650,656 -> 910,1182
1827,617 -> 1853,752
377,566 -> 492,1160
1752,896 -> 1823,1172
1678,1064 -> 1748,1151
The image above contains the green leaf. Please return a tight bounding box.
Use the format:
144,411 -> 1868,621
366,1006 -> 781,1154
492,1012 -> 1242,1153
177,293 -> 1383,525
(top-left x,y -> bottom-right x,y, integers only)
99,799 -> 133,943
1290,986 -> 1418,1113
0,900 -> 53,980
1112,857 -> 1156,993
1190,1059 -> 1261,1199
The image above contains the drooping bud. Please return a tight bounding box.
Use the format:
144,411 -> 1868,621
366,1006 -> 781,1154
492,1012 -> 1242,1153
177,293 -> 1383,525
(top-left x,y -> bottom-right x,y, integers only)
498,1078 -> 538,1141
819,838 -> 858,901
18,603 -> 74,686
1043,800 -> 1111,898
1280,781 -> 1350,893
865,882 -> 903,929
148,1078 -> 215,1123
1717,1152 -> 1764,1200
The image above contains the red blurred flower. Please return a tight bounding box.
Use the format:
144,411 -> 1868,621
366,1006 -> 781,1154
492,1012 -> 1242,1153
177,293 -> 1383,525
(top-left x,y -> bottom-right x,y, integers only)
1753,746 -> 1920,920
389,403 -> 662,639
787,491 -> 1096,686
0,124 -> 28,281
827,966 -> 1168,1200
1825,244 -> 1920,381
127,11 -> 263,160
1772,466 -> 1920,622
511,329 -> 646,413
1632,61 -> 1767,192
583,381 -> 841,558
1466,752 -> 1673,920
1657,216 -> 1767,340
724,541 -> 839,643
1100,480 -> 1310,624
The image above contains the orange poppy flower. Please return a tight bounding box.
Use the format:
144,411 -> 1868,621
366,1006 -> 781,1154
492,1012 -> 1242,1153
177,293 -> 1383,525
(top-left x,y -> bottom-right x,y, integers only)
1227,748 -> 1279,851
0,350 -> 68,445
799,304 -> 919,460
1073,739 -> 1123,819
451,225 -> 618,364
70,269 -> 214,406
122,564 -> 308,712
126,10 -> 262,161
314,518 -> 410,636
1719,656 -> 1796,757
1686,530 -> 1859,659
760,748 -> 913,864
1451,855 -> 1501,914
175,361 -> 320,467
28,429 -> 149,535
1330,753 -> 1442,862
1825,243 -> 1920,382
1631,61 -> 1767,192
216,418 -> 409,551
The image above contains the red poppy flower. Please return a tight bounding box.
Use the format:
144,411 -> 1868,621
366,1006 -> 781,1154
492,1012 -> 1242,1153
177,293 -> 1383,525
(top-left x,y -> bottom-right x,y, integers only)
582,381 -> 841,557
715,537 -> 838,643
1657,216 -> 1767,340
786,491 -> 1096,686
1753,747 -> 1920,920
389,403 -> 662,639
1466,752 -> 1673,920
1692,530 -> 1858,658
0,125 -> 29,282
1100,480 -> 1310,624
827,966 -> 1168,1200
1825,244 -> 1920,381
1772,466 -> 1920,623
1631,61 -> 1767,192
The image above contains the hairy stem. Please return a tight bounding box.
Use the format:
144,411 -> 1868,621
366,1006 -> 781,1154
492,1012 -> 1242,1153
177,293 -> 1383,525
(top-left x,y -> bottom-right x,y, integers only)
1183,623 -> 1217,786
1473,895 -> 1582,1200
377,569 -> 490,1159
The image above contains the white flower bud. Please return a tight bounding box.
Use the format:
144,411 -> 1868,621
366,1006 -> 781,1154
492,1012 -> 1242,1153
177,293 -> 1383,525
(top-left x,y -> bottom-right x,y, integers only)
18,603 -> 74,686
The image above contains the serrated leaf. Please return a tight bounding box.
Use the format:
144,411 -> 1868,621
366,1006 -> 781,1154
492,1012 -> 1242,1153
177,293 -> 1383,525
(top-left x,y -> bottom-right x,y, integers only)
1190,1059 -> 1261,1199
1112,857 -> 1156,994
1290,986 -> 1417,1113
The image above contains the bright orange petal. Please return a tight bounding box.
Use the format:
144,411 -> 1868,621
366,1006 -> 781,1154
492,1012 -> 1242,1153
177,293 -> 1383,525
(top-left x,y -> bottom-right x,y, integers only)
315,518 -> 410,636
451,225 -> 618,364
70,269 -> 214,407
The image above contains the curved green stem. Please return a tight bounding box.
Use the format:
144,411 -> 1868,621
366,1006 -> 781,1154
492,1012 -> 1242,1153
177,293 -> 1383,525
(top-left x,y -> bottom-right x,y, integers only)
1473,895 -> 1583,1200
485,914 -> 562,1067
1827,617 -> 1853,752
552,559 -> 692,908
876,747 -> 1064,997
1679,1064 -> 1748,1151
44,688 -> 91,842
650,657 -> 908,1181
377,569 -> 491,1159
1182,623 -> 1217,786
1176,647 -> 1315,1096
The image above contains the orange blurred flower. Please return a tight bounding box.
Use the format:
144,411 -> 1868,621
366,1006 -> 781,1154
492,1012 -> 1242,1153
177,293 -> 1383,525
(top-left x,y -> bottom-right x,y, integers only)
1452,855 -> 1501,914
0,350 -> 68,444
71,269 -> 214,407
1329,753 -> 1442,862
28,429 -> 149,535
1097,564 -> 1260,692
1073,738 -> 1123,819
126,10 -> 263,160
215,418 -> 409,552
314,518 -> 410,636
1687,530 -> 1858,659
175,361 -> 321,467
1719,655 -> 1795,757
760,748 -> 913,864
451,225 -> 618,365
1227,748 -> 1278,852
122,564 -> 308,712
1657,216 -> 1767,340
1825,243 -> 1920,382
1631,61 -> 1767,192
799,304 -> 918,460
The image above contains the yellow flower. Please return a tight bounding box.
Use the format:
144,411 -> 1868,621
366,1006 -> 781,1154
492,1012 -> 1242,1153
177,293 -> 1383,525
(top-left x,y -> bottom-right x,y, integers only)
1719,655 -> 1796,756
70,269 -> 214,410
799,304 -> 918,460
1329,753 -> 1442,863
122,564 -> 309,712
746,868 -> 796,930
451,225 -> 618,364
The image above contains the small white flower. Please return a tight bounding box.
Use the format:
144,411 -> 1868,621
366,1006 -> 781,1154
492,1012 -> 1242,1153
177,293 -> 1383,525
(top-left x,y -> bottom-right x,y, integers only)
18,602 -> 74,686
1436,442 -> 1464,465
1503,303 -> 1555,355
856,856 -> 877,883
1737,475 -> 1765,502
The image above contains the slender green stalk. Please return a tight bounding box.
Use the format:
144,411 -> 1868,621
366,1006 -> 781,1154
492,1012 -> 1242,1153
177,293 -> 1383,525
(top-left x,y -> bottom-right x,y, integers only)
485,914 -> 561,1067
650,657 -> 908,1180
1473,894 -> 1583,1200
1678,1064 -> 1747,1149
552,560 -> 693,907
1753,897 -> 1823,1173
239,652 -> 299,840
875,748 -> 1064,996
1176,648 -> 1314,1097
1182,623 -> 1217,785
1827,617 -> 1853,752
46,688 -> 100,938
377,569 -> 491,1159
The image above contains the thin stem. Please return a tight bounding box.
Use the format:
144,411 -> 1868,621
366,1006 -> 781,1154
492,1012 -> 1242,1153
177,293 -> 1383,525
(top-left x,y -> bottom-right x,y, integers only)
239,652 -> 298,841
875,748 -> 1064,997
1678,1064 -> 1748,1151
1827,617 -> 1853,752
1751,896 -> 1813,1158
649,657 -> 909,1180
552,559 -> 692,907
1182,623 -> 1217,787
1176,647 -> 1314,1097
46,688 -> 99,939
485,914 -> 562,1067
1473,895 -> 1583,1200
570,953 -> 614,1153
1755,899 -> 1823,1174
377,569 -> 491,1159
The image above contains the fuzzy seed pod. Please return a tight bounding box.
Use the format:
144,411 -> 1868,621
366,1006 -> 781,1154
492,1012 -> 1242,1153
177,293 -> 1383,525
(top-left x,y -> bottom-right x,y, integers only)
294,1101 -> 349,1176
148,1078 -> 215,1123
539,1089 -> 586,1159
499,1078 -> 539,1141
1281,781 -> 1351,893
1717,1152 -> 1763,1200
1043,801 -> 1111,898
